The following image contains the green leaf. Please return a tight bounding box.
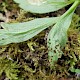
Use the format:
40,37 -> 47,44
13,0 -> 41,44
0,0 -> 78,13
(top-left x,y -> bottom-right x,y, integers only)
47,0 -> 79,65
0,17 -> 59,45
1,17 -> 58,33
47,8 -> 74,66
13,0 -> 73,13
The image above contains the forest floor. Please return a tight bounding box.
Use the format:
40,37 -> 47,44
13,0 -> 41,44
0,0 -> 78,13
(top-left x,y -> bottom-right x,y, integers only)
0,0 -> 80,80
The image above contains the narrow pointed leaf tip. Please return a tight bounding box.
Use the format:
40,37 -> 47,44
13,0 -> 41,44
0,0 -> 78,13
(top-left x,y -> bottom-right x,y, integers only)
13,0 -> 73,13
0,17 -> 59,45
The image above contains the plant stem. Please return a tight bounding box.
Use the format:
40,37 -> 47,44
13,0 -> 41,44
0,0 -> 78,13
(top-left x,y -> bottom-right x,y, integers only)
62,0 -> 80,17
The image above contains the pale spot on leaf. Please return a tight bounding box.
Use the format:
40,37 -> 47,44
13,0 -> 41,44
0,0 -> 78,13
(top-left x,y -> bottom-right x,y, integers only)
27,0 -> 46,6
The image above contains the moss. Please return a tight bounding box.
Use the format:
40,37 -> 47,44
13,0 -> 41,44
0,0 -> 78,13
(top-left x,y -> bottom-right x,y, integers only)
0,57 -> 20,80
0,1 -> 80,79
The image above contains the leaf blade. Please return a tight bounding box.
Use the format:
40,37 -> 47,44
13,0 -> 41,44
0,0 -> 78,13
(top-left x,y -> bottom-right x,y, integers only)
0,17 -> 59,45
13,0 -> 72,13
47,11 -> 74,65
